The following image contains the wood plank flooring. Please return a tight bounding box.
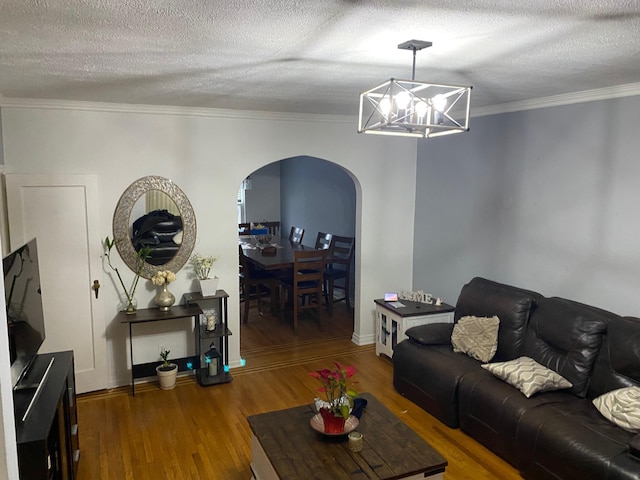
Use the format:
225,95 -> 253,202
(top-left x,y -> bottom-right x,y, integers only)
76,303 -> 523,479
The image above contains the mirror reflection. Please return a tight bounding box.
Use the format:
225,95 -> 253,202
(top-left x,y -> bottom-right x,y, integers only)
130,191 -> 182,266
113,176 -> 196,278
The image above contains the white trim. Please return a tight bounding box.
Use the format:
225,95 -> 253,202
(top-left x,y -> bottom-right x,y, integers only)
473,82 -> 640,117
0,97 -> 355,124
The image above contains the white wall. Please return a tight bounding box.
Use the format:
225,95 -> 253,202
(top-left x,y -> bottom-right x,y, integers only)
413,95 -> 640,316
0,103 -> 417,389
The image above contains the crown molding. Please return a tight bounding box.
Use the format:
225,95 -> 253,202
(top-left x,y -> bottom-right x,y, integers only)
2,82 -> 639,122
473,83 -> 640,117
0,97 -> 355,125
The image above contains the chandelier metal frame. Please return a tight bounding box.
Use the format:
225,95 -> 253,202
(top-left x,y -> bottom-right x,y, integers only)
358,40 -> 472,139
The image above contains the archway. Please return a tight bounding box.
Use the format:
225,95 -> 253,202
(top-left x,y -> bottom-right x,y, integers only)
237,155 -> 358,353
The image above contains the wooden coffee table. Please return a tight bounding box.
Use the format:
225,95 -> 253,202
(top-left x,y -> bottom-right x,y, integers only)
247,393 -> 447,479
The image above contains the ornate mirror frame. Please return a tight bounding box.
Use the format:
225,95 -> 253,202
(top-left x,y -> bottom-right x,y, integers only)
113,175 -> 197,279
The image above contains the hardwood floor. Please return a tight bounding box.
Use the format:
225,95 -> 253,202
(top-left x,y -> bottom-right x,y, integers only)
76,303 -> 522,479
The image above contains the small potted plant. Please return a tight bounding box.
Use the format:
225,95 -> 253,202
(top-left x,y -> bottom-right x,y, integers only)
310,362 -> 358,433
156,348 -> 178,390
191,252 -> 219,296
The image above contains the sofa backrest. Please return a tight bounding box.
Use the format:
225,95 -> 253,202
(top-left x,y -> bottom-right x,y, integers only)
522,297 -> 614,398
454,277 -> 541,361
588,316 -> 640,398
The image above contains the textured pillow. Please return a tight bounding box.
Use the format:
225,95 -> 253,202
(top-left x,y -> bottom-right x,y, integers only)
592,387 -> 640,433
481,356 -> 572,398
451,315 -> 500,363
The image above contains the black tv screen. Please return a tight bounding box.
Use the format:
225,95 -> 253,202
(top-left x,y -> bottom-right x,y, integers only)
3,238 -> 46,388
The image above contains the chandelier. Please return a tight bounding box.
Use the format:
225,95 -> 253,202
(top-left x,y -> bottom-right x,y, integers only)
358,40 -> 472,139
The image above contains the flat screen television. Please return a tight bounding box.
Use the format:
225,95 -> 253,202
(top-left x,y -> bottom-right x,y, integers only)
3,238 -> 46,388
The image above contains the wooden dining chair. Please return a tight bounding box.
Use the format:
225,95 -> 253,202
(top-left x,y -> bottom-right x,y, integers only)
279,249 -> 328,332
263,221 -> 280,237
238,245 -> 279,324
324,235 -> 355,314
289,226 -> 305,244
314,232 -> 333,250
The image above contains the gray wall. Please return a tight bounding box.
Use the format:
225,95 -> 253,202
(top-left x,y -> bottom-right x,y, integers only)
280,155 -> 356,299
413,95 -> 640,315
280,155 -> 356,242
244,162 -> 281,225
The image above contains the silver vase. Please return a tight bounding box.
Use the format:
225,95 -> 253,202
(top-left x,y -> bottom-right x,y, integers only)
155,283 -> 175,311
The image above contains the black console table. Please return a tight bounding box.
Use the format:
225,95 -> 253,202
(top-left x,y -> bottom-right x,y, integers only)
14,350 -> 79,480
118,304 -> 202,395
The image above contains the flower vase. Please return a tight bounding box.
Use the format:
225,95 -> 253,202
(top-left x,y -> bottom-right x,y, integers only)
119,293 -> 137,314
319,408 -> 346,434
198,277 -> 219,297
154,283 -> 175,311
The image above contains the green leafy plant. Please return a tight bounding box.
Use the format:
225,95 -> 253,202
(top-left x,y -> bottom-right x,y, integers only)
159,348 -> 172,369
310,362 -> 358,419
103,236 -> 151,312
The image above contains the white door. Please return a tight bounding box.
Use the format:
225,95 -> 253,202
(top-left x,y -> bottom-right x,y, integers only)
5,174 -> 106,393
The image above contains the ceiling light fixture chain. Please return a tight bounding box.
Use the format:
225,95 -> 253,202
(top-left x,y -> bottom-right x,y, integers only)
358,39 -> 472,139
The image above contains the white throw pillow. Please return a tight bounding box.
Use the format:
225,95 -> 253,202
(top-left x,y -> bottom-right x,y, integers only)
593,386 -> 640,433
451,315 -> 500,363
481,356 -> 572,398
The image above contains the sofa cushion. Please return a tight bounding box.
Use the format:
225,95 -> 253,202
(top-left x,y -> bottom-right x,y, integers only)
458,369 -> 576,467
393,341 -> 482,428
516,398 -> 638,480
589,317 -> 640,398
406,323 -> 454,346
522,297 -> 610,398
454,277 -> 540,361
592,387 -> 640,433
482,356 -> 572,398
451,315 -> 500,363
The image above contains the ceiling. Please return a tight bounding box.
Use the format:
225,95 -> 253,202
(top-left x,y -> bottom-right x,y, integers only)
1,1 -> 639,116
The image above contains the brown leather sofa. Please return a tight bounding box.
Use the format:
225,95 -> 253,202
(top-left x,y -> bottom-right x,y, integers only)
393,277 -> 640,480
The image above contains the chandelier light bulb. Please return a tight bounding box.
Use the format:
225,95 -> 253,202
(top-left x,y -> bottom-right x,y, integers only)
431,94 -> 447,112
378,97 -> 392,117
395,91 -> 411,110
415,101 -> 428,118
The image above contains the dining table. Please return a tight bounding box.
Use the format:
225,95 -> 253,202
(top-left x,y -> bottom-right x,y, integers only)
239,236 -> 314,271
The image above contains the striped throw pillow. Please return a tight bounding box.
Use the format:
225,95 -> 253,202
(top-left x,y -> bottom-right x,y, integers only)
593,387 -> 640,433
481,356 -> 572,398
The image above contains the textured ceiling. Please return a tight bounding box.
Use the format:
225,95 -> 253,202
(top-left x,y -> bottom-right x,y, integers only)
0,0 -> 639,115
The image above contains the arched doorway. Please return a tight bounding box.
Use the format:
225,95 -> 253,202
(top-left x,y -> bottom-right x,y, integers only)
238,156 -> 357,355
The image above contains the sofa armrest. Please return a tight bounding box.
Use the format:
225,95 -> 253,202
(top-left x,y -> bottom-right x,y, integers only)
628,434 -> 640,457
406,323 -> 454,346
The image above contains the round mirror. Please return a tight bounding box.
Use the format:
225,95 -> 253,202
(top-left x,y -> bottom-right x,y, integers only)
113,176 -> 197,278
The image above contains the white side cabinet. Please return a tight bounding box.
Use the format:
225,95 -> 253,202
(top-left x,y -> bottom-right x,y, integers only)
375,299 -> 455,358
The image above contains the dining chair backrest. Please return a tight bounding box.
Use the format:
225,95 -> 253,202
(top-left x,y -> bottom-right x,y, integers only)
314,232 -> 333,250
289,226 -> 305,244
329,235 -> 355,269
292,249 -> 327,289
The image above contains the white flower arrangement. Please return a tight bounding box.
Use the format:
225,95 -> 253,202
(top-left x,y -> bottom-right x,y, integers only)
191,252 -> 218,280
151,270 -> 176,286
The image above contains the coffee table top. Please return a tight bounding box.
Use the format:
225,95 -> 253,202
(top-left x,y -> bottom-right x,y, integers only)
247,392 -> 447,479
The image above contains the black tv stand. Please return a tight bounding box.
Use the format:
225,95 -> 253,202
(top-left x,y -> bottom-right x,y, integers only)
13,351 -> 79,480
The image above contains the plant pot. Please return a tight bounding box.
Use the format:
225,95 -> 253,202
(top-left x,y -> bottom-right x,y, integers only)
156,363 -> 178,390
198,277 -> 219,297
319,408 -> 347,434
